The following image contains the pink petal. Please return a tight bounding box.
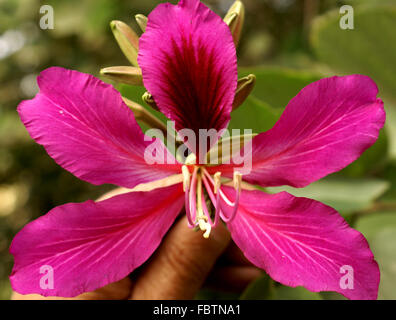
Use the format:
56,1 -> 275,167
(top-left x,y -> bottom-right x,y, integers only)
138,0 -> 238,157
225,187 -> 380,300
241,75 -> 385,187
10,184 -> 184,297
18,67 -> 181,189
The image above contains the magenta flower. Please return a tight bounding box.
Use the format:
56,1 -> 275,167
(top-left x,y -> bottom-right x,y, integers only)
11,0 -> 384,300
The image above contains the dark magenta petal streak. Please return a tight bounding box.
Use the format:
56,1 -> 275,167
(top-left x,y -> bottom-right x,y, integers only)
138,0 -> 238,155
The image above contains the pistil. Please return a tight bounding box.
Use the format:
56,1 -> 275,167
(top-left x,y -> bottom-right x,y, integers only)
196,169 -> 212,238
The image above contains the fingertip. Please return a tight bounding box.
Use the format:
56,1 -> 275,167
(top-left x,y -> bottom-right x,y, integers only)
130,216 -> 231,299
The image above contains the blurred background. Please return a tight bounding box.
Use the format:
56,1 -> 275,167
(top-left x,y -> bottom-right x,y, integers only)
1,0 -> 396,300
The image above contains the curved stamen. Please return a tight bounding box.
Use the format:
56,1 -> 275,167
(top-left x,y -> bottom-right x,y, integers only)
203,169 -> 242,224
220,171 -> 242,223
203,170 -> 231,204
184,185 -> 195,227
196,169 -> 212,238
200,189 -> 211,220
182,165 -> 195,226
202,170 -> 221,228
182,165 -> 191,192
185,167 -> 198,228
202,172 -> 216,204
202,176 -> 220,228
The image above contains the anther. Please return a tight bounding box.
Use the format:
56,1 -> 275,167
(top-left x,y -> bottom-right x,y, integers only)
214,172 -> 221,194
233,171 -> 242,191
185,153 -> 196,165
182,165 -> 191,192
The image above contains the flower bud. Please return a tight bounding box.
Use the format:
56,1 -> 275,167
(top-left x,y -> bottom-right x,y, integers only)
224,1 -> 245,47
100,66 -> 143,86
135,14 -> 148,32
232,74 -> 256,110
110,20 -> 139,66
142,91 -> 159,111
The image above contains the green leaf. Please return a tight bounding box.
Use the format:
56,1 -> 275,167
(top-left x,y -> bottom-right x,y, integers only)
369,228 -> 396,299
345,0 -> 396,6
268,178 -> 390,215
338,129 -> 388,177
240,275 -> 322,300
311,5 -> 396,101
239,275 -> 273,300
229,95 -> 281,133
320,291 -> 347,300
271,286 -> 322,300
238,67 -> 322,109
385,105 -> 396,158
380,160 -> 396,202
356,213 -> 396,300
311,4 -> 396,157
355,212 -> 396,243
117,83 -> 146,104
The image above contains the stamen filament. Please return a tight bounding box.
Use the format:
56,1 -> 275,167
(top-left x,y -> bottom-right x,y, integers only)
184,185 -> 195,227
196,169 -> 211,238
201,172 -> 216,204
186,167 -> 198,228
202,171 -> 220,228
214,172 -> 221,194
203,169 -> 241,223
203,170 -> 232,205
182,165 -> 191,192
234,171 -> 242,191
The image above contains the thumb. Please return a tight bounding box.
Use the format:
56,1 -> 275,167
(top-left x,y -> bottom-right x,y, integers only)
130,215 -> 231,299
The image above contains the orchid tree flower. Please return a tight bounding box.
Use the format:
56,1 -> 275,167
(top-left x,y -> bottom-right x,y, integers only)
10,0 -> 385,300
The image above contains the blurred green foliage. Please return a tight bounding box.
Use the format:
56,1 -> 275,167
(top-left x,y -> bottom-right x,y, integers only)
240,275 -> 324,300
0,0 -> 395,300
